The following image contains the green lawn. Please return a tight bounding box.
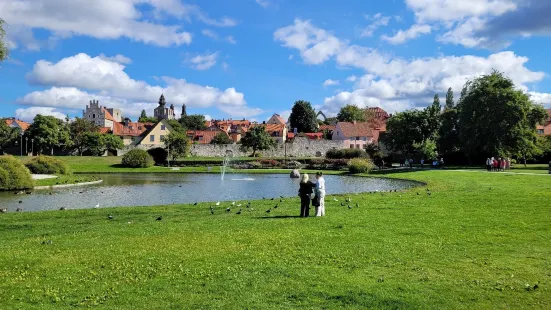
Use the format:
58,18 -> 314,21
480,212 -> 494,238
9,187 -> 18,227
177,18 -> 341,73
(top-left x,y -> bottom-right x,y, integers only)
1,171 -> 550,309
34,175 -> 101,187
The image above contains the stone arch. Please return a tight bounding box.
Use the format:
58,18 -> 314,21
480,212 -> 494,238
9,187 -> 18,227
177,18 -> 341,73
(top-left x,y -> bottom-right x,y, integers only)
315,151 -> 322,157
316,111 -> 327,121
225,150 -> 234,157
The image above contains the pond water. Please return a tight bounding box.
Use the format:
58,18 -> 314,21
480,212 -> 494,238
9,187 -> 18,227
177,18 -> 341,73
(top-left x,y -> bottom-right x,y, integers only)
1,173 -> 419,212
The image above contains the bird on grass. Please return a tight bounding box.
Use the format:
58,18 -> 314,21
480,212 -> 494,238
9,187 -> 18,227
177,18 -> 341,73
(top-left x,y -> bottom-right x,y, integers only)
273,204 -> 278,209
226,207 -> 231,212
355,203 -> 359,208
333,197 -> 339,202
345,197 -> 351,202
25,191 -> 32,195
0,208 -> 7,213
16,208 -> 22,212
94,204 -> 100,209
237,204 -> 242,207
236,209 -> 242,215
340,202 -> 345,207
215,202 -> 220,206
348,205 -> 352,209
156,216 -> 163,221
18,200 -> 22,204
59,207 -> 66,211
265,209 -> 271,213
231,201 -> 236,206
108,215 -> 113,220
271,198 -> 275,201
41,240 -> 53,245
417,192 -> 420,195
210,206 -> 215,215
193,202 -> 198,206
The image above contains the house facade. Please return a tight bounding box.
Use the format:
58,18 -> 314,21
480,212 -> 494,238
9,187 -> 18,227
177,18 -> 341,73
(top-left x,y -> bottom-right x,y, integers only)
266,114 -> 286,125
83,100 -> 122,129
537,108 -> 551,136
253,123 -> 288,144
187,129 -> 229,144
5,118 -> 30,132
332,121 -> 374,149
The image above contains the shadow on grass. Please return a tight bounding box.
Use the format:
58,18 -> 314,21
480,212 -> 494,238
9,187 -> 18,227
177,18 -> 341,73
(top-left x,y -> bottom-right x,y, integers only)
255,215 -> 302,219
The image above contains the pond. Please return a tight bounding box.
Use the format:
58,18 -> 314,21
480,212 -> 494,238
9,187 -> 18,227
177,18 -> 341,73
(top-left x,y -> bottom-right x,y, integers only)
1,173 -> 420,212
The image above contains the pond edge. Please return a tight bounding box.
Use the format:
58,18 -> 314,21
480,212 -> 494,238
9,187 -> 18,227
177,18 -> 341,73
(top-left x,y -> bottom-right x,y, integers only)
34,179 -> 104,190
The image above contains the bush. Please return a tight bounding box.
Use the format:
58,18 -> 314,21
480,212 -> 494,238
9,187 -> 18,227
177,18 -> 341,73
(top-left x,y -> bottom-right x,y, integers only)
147,147 -> 168,165
25,156 -> 71,175
348,158 -> 375,174
122,149 -> 154,168
247,161 -> 262,169
0,156 -> 34,190
325,159 -> 349,169
327,148 -> 367,159
258,159 -> 280,167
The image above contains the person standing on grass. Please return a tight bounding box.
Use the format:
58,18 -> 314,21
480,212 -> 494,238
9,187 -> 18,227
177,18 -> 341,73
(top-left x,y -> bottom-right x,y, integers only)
500,158 -> 506,171
492,157 -> 497,171
486,158 -> 492,171
298,173 -> 315,217
314,172 -> 326,217
497,157 -> 502,172
420,159 -> 424,168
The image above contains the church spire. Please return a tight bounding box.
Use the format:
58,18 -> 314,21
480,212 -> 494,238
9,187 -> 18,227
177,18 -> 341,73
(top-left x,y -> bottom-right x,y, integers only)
158,94 -> 166,107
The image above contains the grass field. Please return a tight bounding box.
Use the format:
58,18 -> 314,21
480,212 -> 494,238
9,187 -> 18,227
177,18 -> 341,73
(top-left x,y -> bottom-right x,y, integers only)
1,170 -> 550,309
33,175 -> 101,187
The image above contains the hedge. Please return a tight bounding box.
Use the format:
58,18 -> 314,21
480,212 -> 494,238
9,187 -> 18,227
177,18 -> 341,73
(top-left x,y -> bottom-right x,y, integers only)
348,158 -> 375,174
122,149 -> 154,168
25,156 -> 71,175
0,156 -> 34,190
326,148 -> 367,159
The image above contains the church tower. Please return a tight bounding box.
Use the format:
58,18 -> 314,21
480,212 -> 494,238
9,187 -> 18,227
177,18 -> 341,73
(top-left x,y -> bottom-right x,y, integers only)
154,94 -> 175,121
182,104 -> 187,117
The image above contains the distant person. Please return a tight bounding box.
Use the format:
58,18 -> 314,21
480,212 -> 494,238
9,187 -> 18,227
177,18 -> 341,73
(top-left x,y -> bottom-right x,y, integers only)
298,174 -> 315,217
420,159 -> 424,168
409,158 -> 413,168
439,158 -> 444,168
506,158 -> 511,171
486,158 -> 492,171
492,157 -> 497,172
500,158 -> 506,171
497,157 -> 502,172
314,172 -> 326,217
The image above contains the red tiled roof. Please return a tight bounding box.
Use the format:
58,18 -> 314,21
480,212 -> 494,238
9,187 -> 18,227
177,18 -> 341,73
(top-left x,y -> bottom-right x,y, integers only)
252,123 -> 286,136
287,132 -> 295,139
5,118 -> 30,131
113,121 -> 154,137
366,107 -> 390,120
337,122 -> 374,138
270,114 -> 286,124
187,130 -> 228,144
101,108 -> 115,121
319,124 -> 336,132
99,127 -> 111,134
305,132 -> 323,140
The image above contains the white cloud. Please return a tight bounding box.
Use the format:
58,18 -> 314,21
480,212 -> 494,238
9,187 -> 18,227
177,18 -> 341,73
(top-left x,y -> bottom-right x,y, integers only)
381,24 -> 432,44
346,75 -> 357,82
361,13 -> 392,37
15,107 -> 66,122
226,36 -> 237,44
19,53 -> 260,118
529,92 -> 551,108
201,29 -> 219,39
288,55 -> 294,60
204,114 -> 212,121
187,52 -> 219,70
274,19 -> 550,116
98,53 -> 132,65
404,0 -> 517,23
222,62 -> 229,71
323,79 -> 340,87
256,0 -> 270,8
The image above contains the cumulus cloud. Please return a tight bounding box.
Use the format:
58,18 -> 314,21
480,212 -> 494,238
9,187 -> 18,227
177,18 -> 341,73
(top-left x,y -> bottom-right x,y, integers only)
274,19 -> 550,116
381,24 -> 432,44
15,107 -> 67,122
361,13 -> 392,37
201,29 -> 219,39
98,53 -> 132,65
226,36 -> 237,44
187,52 -> 220,70
255,0 -> 270,8
19,53 -> 262,118
1,0 -> 237,49
346,75 -> 357,82
323,79 -> 340,87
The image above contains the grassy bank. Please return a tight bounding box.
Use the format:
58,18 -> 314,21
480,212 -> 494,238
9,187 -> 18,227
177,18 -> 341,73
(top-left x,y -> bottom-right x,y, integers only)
33,175 -> 101,187
1,171 -> 550,309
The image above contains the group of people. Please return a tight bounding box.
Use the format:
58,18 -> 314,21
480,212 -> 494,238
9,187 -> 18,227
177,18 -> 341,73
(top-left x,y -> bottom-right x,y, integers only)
486,157 -> 511,172
297,172 -> 325,217
400,157 -> 445,169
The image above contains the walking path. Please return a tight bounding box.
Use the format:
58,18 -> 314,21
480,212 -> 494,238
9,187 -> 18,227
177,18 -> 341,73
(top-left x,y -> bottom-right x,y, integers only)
31,174 -> 58,180
448,169 -> 550,176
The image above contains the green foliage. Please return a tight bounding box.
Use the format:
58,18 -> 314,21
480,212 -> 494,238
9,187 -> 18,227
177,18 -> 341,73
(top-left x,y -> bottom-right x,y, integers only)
337,105 -> 366,122
348,158 -> 375,173
0,119 -> 19,152
82,133 -> 124,156
384,109 -> 432,155
323,117 -> 337,126
27,115 -> 70,155
139,116 -> 158,123
167,119 -> 185,133
326,148 -> 367,159
445,87 -> 454,109
102,134 -> 124,153
364,143 -> 384,162
437,108 -> 460,154
25,156 -> 71,175
0,156 -> 33,190
147,147 -> 168,165
211,132 -> 233,145
70,117 -> 100,155
121,149 -> 154,168
458,71 -> 546,159
0,18 -> 8,62
180,114 -> 207,130
240,126 -> 277,156
140,110 -> 147,120
289,100 -> 318,133
165,131 -> 191,160
413,139 -> 438,160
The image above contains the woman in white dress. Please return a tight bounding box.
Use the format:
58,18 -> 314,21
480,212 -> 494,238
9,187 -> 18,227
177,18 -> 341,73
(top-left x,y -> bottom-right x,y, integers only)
314,172 -> 326,217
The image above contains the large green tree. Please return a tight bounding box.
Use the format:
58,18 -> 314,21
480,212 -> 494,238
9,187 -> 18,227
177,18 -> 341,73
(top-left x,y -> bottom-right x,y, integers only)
27,115 -> 67,155
70,117 -> 100,155
239,126 -> 276,156
426,93 -> 442,141
180,114 -> 207,130
138,110 -> 157,123
165,131 -> 191,160
445,87 -> 454,109
337,105 -> 366,122
0,119 -> 18,153
167,119 -> 186,133
382,109 -> 432,155
83,133 -> 124,156
458,71 -> 547,161
289,100 -> 318,133
211,132 -> 233,145
437,108 -> 460,154
0,18 -> 8,62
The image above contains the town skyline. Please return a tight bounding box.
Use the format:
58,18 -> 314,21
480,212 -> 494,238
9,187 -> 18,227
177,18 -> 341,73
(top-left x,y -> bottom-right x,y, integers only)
1,0 -> 551,123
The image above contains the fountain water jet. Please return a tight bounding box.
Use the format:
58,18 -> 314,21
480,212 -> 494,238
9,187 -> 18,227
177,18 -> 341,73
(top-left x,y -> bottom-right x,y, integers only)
221,153 -> 233,180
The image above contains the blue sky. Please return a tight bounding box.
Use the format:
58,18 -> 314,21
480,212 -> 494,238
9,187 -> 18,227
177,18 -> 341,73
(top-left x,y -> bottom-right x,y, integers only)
1,0 -> 550,122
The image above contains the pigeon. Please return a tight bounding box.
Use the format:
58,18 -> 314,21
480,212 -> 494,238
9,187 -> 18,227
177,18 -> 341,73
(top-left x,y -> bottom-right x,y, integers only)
49,192 -> 53,195
59,207 -> 66,211
271,198 -> 275,201
231,202 -> 236,206
19,200 -> 22,204
355,203 -> 359,208
156,216 -> 163,221
236,209 -> 242,215
340,202 -> 345,206
94,204 -> 100,209
348,205 -> 352,209
0,208 -> 7,213
266,209 -> 271,213
210,209 -> 215,215
237,204 -> 242,207
273,204 -> 278,209
215,202 -> 220,206
25,191 -> 32,195
193,202 -> 198,206
226,207 -> 231,212
16,207 -> 22,212
108,215 -> 114,220
333,198 -> 339,202
41,240 -> 53,245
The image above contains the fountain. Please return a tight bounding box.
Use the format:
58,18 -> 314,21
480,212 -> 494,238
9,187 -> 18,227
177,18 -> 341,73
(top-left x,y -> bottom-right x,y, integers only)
221,154 -> 233,180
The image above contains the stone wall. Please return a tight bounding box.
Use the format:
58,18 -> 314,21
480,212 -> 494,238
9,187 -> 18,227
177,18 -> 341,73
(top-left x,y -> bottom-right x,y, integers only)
189,137 -> 345,158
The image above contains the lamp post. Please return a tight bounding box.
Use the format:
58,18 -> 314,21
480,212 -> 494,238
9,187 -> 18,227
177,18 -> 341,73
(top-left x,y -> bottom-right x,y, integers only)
167,141 -> 170,167
25,137 -> 28,156
31,139 -> 34,156
19,131 -> 23,158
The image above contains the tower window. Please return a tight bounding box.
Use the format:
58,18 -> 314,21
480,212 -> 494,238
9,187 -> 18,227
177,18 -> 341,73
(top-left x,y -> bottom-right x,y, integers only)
92,114 -> 95,118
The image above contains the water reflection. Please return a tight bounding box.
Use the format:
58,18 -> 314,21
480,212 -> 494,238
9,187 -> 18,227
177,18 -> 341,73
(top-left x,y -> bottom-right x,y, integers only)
0,173 -> 418,212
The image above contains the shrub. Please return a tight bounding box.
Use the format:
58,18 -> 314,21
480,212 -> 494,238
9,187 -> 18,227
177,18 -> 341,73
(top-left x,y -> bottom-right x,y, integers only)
247,161 -> 262,169
327,148 -> 367,159
325,159 -> 349,169
25,156 -> 71,175
348,158 -> 375,174
122,149 -> 154,168
0,156 -> 33,190
258,159 -> 280,167
147,147 -> 168,165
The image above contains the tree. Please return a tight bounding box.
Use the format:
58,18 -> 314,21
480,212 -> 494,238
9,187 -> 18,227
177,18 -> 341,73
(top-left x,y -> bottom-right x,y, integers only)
458,71 -> 547,161
323,117 -> 337,126
83,132 -> 104,156
165,131 -> 191,160
445,87 -> 454,109
437,108 -> 460,154
383,109 -> 432,155
27,115 -> 64,155
239,126 -> 277,156
140,110 -> 147,120
0,119 -> 18,153
138,110 -> 157,123
0,18 -> 8,62
103,134 -> 124,154
337,105 -> 366,122
70,117 -> 100,155
426,93 -> 442,140
180,114 -> 207,130
289,100 -> 318,133
413,139 -> 438,161
167,119 -> 186,133
211,132 -> 233,145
